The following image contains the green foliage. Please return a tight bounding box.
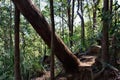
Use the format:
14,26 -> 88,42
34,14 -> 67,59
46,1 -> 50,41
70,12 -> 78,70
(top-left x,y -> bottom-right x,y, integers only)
0,0 -> 120,79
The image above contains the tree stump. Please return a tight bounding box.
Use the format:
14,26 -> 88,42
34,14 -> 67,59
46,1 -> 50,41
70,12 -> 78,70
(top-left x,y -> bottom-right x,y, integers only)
66,55 -> 96,80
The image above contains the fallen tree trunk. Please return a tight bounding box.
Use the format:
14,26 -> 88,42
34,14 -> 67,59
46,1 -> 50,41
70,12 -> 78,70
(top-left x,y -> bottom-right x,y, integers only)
12,0 -> 80,73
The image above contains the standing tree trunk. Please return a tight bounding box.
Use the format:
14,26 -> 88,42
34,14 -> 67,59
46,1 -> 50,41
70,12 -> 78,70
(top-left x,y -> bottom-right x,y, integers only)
109,0 -> 114,65
14,5 -> 22,80
71,0 -> 75,49
9,0 -> 13,54
109,0 -> 113,28
67,0 -> 73,48
80,0 -> 85,48
86,0 -> 92,26
60,0 -> 65,40
50,0 -> 55,79
93,0 -> 100,30
12,0 -> 80,73
102,0 -> 109,63
77,0 -> 85,49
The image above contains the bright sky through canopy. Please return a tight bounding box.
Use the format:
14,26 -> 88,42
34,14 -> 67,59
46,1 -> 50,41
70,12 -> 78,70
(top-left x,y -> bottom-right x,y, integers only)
118,0 -> 120,4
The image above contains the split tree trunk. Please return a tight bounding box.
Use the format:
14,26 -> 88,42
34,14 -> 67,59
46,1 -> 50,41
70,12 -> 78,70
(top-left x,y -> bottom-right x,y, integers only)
12,0 -> 80,73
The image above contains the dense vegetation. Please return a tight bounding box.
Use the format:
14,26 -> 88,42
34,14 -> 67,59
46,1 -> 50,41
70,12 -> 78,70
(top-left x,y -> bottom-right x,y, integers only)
0,0 -> 120,80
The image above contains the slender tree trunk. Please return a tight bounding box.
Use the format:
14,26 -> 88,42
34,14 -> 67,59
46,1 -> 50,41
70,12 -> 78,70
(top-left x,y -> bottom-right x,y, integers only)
93,0 -> 97,30
80,0 -> 85,48
71,0 -> 75,49
61,0 -> 65,40
9,1 -> 13,54
77,0 -> 85,49
86,0 -> 92,26
12,0 -> 80,73
93,0 -> 100,30
50,0 -> 55,79
39,0 -> 41,10
109,0 -> 114,65
102,0 -> 109,64
67,0 -> 73,48
14,5 -> 22,80
114,0 -> 117,28
109,0 -> 113,28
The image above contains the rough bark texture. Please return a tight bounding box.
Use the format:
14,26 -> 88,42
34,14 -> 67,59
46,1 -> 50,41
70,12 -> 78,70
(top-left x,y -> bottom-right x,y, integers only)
12,0 -> 80,73
14,5 -> 22,80
102,0 -> 109,63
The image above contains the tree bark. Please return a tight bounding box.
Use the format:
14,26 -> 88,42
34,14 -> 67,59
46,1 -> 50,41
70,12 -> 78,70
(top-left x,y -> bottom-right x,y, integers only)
67,0 -> 73,48
71,0 -> 75,48
12,0 -> 80,73
80,0 -> 85,48
93,0 -> 100,30
102,0 -> 109,63
50,0 -> 55,79
14,5 -> 22,80
93,0 -> 97,29
109,0 -> 113,28
9,0 -> 13,54
77,0 -> 85,49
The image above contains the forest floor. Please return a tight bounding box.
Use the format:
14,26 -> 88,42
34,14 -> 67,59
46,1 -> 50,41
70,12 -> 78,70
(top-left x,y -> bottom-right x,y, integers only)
31,67 -> 120,80
31,55 -> 120,80
31,66 -> 120,80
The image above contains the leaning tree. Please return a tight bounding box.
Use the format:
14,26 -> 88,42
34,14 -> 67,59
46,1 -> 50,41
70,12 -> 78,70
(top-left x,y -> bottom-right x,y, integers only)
12,0 -> 120,80
12,0 -> 80,73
